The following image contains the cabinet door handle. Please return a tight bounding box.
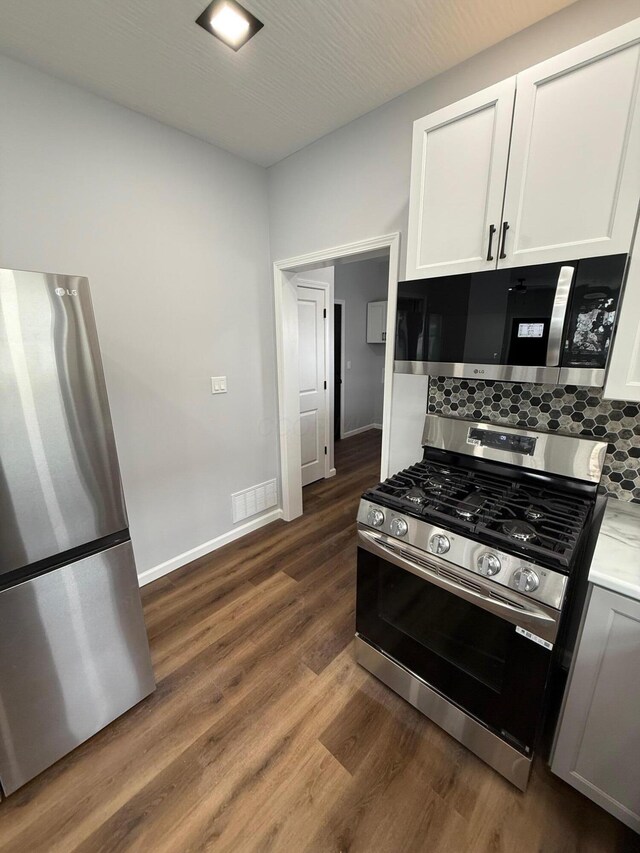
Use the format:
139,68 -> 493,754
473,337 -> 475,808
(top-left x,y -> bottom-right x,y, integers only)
499,221 -> 510,259
486,224 -> 496,261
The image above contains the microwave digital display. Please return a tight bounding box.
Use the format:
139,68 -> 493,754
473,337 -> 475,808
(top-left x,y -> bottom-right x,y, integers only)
467,427 -> 537,456
518,322 -> 544,338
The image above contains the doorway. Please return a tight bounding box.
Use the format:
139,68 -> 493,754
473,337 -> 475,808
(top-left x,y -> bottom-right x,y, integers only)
273,233 -> 400,521
334,255 -> 389,442
334,301 -> 344,442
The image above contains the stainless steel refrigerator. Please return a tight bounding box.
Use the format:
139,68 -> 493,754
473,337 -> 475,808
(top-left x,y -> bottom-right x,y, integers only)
0,268 -> 155,795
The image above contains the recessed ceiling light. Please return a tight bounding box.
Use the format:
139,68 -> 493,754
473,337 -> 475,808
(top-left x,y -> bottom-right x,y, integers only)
196,0 -> 263,52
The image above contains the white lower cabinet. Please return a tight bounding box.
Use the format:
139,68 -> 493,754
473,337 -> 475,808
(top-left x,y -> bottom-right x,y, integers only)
551,584 -> 640,833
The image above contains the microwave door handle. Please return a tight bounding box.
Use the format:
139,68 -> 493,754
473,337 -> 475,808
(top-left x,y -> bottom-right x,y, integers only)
546,266 -> 575,366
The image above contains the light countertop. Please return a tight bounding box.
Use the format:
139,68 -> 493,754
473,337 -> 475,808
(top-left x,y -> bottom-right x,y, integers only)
589,498 -> 640,601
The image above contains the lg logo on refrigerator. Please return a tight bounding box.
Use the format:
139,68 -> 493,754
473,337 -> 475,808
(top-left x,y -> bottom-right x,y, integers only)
54,287 -> 78,296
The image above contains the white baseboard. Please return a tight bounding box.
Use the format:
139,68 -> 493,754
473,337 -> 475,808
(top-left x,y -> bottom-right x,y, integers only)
137,508 -> 283,587
342,423 -> 382,439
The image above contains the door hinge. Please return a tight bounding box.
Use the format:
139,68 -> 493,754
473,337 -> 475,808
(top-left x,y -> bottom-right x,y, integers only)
324,446 -> 327,455
324,380 -> 327,390
323,308 -> 327,319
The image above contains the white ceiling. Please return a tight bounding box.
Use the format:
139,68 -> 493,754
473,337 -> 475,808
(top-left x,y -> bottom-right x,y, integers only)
0,0 -> 577,166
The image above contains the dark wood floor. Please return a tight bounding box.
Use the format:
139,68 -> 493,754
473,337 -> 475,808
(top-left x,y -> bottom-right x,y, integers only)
0,429 -> 636,852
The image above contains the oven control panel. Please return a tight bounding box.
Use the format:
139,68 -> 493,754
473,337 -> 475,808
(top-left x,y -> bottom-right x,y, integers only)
467,426 -> 537,456
357,499 -> 566,610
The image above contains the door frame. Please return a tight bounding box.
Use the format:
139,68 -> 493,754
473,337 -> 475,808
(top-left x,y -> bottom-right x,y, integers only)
334,298 -> 346,441
273,232 -> 400,521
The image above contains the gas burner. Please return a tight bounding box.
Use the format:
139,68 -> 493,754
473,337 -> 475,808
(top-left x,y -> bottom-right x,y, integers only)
524,506 -> 544,521
455,492 -> 485,519
404,486 -> 428,505
427,475 -> 447,491
502,520 -> 537,542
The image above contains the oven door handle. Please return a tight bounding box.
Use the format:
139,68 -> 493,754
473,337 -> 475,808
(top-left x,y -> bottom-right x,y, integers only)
358,529 -> 560,644
545,265 -> 575,366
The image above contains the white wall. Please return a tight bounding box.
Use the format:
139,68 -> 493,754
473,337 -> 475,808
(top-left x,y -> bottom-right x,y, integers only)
268,0 -> 640,266
334,257 -> 388,435
267,0 -> 640,474
0,55 -> 277,579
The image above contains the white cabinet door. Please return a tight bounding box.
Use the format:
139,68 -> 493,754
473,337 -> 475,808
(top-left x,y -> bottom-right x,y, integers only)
605,231 -> 640,401
366,301 -> 387,343
500,20 -> 640,268
552,584 -> 640,833
405,78 -> 515,280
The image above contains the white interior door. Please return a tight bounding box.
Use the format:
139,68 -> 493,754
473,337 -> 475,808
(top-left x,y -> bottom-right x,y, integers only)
298,284 -> 326,486
499,20 -> 640,268
405,77 -> 516,280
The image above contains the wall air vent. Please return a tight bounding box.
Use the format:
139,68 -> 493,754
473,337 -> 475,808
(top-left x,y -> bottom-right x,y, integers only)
232,479 -> 277,523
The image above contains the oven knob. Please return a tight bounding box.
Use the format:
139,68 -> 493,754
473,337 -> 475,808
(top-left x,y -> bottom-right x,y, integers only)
429,534 -> 450,555
477,553 -> 501,576
512,567 -> 540,593
367,508 -> 385,528
390,517 -> 408,537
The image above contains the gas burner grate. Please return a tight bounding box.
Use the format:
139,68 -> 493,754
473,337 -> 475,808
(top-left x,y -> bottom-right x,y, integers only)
477,486 -> 591,567
363,458 -> 594,571
367,460 -> 510,533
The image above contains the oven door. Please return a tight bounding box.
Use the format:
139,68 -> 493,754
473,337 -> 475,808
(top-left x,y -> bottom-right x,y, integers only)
356,528 -> 561,754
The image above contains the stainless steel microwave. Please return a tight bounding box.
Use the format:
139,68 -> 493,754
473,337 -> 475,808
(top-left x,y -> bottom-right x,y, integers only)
394,255 -> 628,386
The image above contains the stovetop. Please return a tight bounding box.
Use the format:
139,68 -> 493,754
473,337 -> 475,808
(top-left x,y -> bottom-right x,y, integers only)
363,457 -> 594,573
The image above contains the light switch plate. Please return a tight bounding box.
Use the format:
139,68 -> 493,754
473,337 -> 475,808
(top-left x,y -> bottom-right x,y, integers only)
211,376 -> 227,394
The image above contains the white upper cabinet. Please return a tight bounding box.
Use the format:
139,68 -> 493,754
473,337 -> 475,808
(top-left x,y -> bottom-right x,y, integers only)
406,19 -> 640,279
499,20 -> 640,268
366,301 -> 387,343
604,229 -> 640,402
405,78 -> 515,280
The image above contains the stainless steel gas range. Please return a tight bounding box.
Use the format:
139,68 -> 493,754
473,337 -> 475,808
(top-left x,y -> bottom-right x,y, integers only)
355,415 -> 607,790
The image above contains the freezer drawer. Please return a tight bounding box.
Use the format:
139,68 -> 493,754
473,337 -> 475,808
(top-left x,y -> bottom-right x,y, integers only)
0,541 -> 154,794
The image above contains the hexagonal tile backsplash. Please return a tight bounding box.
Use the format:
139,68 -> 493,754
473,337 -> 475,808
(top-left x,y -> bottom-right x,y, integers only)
427,377 -> 640,502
